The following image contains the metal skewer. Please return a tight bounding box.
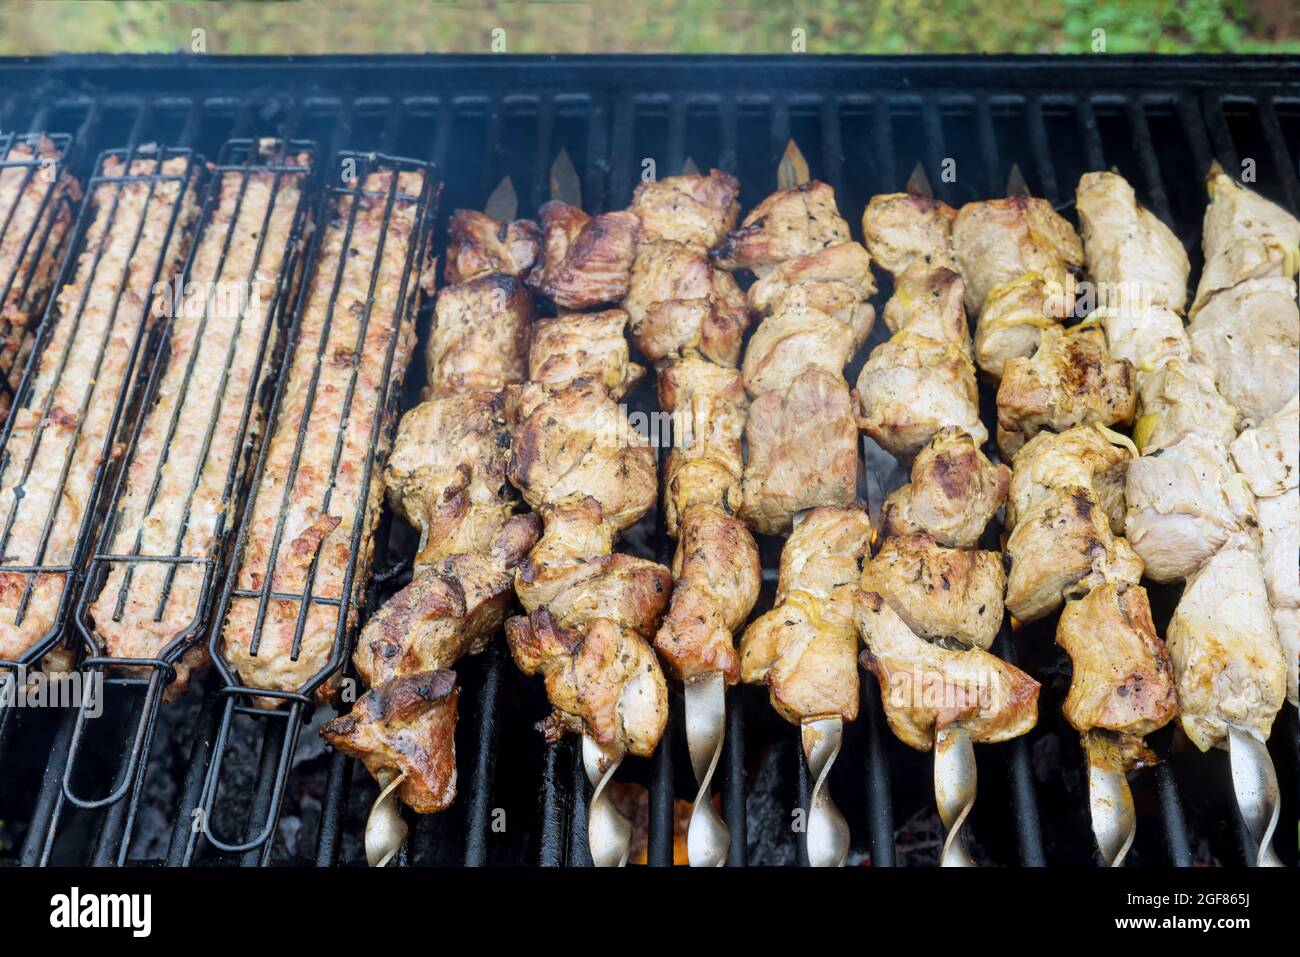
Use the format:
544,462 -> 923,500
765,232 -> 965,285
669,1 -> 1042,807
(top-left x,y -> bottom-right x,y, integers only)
1083,732 -> 1137,867
685,671 -> 729,866
934,726 -> 977,866
583,734 -> 632,867
1227,725 -> 1283,867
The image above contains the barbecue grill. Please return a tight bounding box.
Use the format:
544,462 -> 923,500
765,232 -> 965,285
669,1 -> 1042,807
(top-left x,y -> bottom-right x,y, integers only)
0,54 -> 1296,868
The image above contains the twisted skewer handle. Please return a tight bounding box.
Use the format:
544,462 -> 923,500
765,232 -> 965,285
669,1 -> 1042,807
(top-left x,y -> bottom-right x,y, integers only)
684,671 -> 729,867
365,770 -> 408,867
1086,761 -> 1136,867
583,733 -> 632,867
802,717 -> 849,867
934,726 -> 977,867
1227,725 -> 1283,867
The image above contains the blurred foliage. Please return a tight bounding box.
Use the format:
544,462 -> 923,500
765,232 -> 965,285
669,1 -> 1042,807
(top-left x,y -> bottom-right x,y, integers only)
0,0 -> 1296,56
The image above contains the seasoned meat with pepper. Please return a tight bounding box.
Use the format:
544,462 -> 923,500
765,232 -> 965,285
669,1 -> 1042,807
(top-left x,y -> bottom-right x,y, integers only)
861,192 -> 957,275
739,506 -> 873,724
1231,393 -> 1298,498
630,169 -> 740,251
1133,357 -> 1237,453
528,309 -> 645,399
1007,425 -> 1131,535
321,670 -> 460,814
880,428 -> 1010,548
424,273 -> 532,397
527,201 -> 639,309
444,208 -> 542,285
1167,540 -> 1286,751
996,325 -> 1136,458
713,180 -> 852,275
856,590 -> 1039,751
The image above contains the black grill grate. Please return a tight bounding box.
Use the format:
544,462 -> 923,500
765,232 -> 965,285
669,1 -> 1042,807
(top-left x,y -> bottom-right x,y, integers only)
0,55 -> 1295,868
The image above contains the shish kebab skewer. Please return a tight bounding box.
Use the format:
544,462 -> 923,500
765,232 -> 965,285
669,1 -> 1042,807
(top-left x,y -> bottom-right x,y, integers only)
959,169 -> 1172,867
1103,164 -> 1299,866
320,179 -> 542,865
504,151 -> 672,867
714,141 -> 878,867
622,161 -> 758,866
856,164 -> 1039,867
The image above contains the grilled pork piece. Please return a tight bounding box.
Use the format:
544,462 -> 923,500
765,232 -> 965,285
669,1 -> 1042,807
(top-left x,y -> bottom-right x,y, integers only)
444,208 -> 541,285
1075,170 -> 1190,315
631,168 -> 740,251
1167,540 -> 1286,751
855,331 -> 986,460
321,670 -> 460,814
995,325 -> 1136,458
882,264 -> 969,349
1187,275 -> 1298,427
527,201 -> 639,309
1230,393 -> 1298,498
1190,165 -> 1300,319
352,513 -> 540,686
623,240 -> 749,368
856,590 -> 1039,751
860,192 -> 958,276
89,148 -> 308,697
1125,432 -> 1258,583
740,506 -> 873,724
861,532 -> 1005,650
952,195 -> 1083,318
0,136 -> 81,414
713,181 -> 851,275
424,273 -> 532,397
745,241 -> 876,343
1004,483 -> 1143,623
0,152 -> 198,662
221,168 -> 430,704
879,428 -> 1010,548
1055,584 -> 1177,756
1006,425 -> 1131,535
1133,356 -> 1237,453
528,308 -> 645,399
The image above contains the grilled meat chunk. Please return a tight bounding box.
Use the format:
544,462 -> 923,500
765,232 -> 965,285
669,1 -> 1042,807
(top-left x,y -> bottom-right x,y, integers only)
1075,170 -> 1190,315
444,208 -> 542,285
855,331 -> 986,461
996,325 -> 1136,458
425,273 -> 532,397
528,309 -> 645,399
1186,275 -> 1298,427
880,428 -> 1010,548
383,391 -> 515,569
353,513 -> 540,686
741,303 -> 859,397
623,241 -> 749,367
0,135 -> 80,412
658,356 -> 746,537
740,367 -> 858,535
221,169 -> 429,705
972,272 -> 1066,379
508,378 -> 658,532
1007,425 -> 1131,535
884,265 -> 969,349
1055,583 -> 1177,741
89,151 -> 306,696
654,504 -> 761,683
1004,484 -> 1143,623
860,192 -> 957,275
527,201 -> 639,309
952,195 -> 1084,318
0,152 -> 197,661
1125,433 -> 1257,583
630,169 -> 740,251
856,590 -> 1039,751
713,181 -> 851,275
1092,303 -> 1190,372
1276,606 -> 1299,709
1167,541 -> 1286,751
507,608 -> 668,757
320,670 -> 459,814
1191,166 -> 1300,318
1133,357 -> 1237,453
861,532 -> 1005,650
746,241 -> 876,343
1231,393 -> 1298,498
1256,491 -> 1299,609
739,506 -> 873,724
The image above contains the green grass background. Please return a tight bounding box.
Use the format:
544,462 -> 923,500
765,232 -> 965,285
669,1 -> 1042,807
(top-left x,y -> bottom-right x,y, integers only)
1,0 -> 1297,56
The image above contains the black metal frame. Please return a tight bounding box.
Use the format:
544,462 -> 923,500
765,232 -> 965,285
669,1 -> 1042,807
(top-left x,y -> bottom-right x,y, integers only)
0,55 -> 1294,868
0,141 -> 198,712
